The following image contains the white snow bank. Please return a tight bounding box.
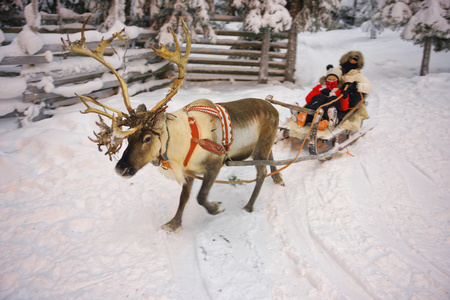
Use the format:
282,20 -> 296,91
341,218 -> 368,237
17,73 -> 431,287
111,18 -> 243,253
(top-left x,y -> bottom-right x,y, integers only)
52,78 -> 104,98
16,26 -> 45,55
0,77 -> 27,99
0,27 -> 450,299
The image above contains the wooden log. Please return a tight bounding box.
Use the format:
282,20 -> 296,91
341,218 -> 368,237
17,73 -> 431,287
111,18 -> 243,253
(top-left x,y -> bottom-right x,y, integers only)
7,12 -> 95,23
214,30 -> 288,39
210,15 -> 243,22
0,53 -> 53,65
185,74 -> 285,82
186,74 -> 257,81
187,47 -> 286,59
192,38 -> 288,49
188,57 -> 286,69
187,66 -> 285,76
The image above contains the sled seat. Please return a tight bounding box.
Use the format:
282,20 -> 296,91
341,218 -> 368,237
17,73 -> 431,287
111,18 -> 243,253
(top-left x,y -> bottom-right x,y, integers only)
283,104 -> 370,141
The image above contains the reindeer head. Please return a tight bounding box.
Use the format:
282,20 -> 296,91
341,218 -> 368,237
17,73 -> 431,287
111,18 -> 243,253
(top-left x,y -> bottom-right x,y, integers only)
62,17 -> 191,176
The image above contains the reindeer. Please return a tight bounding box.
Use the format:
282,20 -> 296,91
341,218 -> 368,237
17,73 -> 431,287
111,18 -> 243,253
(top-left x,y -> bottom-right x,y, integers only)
63,18 -> 284,232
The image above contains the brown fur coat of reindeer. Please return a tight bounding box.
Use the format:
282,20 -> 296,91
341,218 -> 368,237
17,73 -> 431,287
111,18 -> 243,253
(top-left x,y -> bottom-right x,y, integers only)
63,18 -> 284,232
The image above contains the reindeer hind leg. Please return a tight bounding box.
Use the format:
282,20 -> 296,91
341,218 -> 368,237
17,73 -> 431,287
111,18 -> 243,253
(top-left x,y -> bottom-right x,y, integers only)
243,163 -> 267,213
269,150 -> 284,186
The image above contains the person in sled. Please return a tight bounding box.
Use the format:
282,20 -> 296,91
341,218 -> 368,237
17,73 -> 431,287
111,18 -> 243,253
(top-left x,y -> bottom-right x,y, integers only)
297,65 -> 349,130
339,51 -> 372,109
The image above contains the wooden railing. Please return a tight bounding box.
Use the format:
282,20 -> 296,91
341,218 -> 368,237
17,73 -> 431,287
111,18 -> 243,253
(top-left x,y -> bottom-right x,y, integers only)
0,14 -> 294,110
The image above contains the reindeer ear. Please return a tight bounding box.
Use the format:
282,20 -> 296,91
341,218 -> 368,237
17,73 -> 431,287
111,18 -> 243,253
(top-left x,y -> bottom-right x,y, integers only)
136,104 -> 147,112
153,112 -> 167,130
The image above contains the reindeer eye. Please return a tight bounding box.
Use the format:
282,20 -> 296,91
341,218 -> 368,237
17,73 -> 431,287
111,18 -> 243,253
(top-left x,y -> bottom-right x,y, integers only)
143,135 -> 152,143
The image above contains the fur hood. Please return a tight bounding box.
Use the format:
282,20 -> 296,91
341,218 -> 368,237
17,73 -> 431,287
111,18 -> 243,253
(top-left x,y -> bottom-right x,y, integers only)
339,51 -> 365,70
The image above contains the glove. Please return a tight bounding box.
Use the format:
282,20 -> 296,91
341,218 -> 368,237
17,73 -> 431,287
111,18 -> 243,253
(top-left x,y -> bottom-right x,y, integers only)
342,90 -> 349,98
320,88 -> 331,96
348,81 -> 358,92
342,82 -> 351,91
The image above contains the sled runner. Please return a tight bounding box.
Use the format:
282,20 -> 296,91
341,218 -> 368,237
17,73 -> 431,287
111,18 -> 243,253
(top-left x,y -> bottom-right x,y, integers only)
266,95 -> 372,157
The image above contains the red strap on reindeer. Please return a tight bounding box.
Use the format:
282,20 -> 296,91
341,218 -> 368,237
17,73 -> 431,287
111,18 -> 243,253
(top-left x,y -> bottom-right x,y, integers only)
184,104 -> 233,151
216,105 -> 233,152
182,104 -> 233,167
183,118 -> 227,167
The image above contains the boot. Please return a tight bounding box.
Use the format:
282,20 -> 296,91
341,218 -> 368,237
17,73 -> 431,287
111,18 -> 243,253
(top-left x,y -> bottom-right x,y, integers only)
327,107 -> 338,127
297,112 -> 307,127
318,120 -> 329,131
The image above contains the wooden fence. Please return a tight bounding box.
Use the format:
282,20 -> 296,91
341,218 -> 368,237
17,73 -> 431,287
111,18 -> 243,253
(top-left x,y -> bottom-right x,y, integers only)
0,14 -> 295,111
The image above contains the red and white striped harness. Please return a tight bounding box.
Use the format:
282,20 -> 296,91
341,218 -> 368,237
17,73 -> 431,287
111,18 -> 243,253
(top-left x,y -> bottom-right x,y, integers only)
181,104 -> 233,167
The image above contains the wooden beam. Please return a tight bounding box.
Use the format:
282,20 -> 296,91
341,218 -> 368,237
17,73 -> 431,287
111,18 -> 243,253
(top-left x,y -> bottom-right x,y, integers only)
187,47 -> 286,59
188,57 -> 286,69
0,54 -> 52,66
214,30 -> 288,39
192,38 -> 288,49
186,66 -> 285,76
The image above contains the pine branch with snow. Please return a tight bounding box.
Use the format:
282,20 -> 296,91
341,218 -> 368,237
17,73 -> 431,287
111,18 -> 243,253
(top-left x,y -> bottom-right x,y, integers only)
150,0 -> 217,46
401,0 -> 450,50
374,0 -> 414,30
292,0 -> 340,33
98,0 -> 126,33
233,0 -> 292,33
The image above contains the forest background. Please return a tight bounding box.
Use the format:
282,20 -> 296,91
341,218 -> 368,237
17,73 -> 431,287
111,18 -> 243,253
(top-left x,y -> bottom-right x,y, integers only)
1,0 -> 449,78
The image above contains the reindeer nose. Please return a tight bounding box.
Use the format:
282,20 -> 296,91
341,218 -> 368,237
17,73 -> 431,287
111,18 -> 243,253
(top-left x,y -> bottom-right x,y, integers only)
115,162 -> 136,178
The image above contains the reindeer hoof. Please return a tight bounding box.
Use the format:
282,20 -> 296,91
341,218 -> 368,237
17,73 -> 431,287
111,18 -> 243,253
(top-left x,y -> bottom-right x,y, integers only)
207,202 -> 225,215
162,220 -> 182,233
272,175 -> 285,186
243,205 -> 254,213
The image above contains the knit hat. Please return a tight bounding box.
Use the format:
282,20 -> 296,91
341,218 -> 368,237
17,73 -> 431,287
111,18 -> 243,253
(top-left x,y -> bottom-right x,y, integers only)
326,64 -> 342,81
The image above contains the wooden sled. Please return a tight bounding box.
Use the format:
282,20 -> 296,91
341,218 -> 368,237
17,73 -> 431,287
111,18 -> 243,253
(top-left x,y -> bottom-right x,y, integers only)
267,95 -> 371,157
222,95 -> 373,168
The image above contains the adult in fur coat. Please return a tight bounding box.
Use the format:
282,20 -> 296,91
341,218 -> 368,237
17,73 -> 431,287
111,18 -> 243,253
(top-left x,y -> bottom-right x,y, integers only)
339,51 -> 372,108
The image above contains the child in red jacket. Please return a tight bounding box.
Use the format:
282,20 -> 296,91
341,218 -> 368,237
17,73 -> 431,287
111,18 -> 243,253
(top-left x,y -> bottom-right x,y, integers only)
297,65 -> 349,130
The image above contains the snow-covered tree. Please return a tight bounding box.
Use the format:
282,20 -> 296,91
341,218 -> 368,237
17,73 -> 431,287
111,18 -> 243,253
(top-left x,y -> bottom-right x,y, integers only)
401,0 -> 450,75
374,0 -> 415,29
292,0 -> 340,33
359,0 -> 383,39
0,0 -> 23,27
340,0 -> 379,27
355,0 -> 377,25
232,0 -> 292,33
98,0 -> 126,32
136,0 -> 217,46
376,0 -> 450,76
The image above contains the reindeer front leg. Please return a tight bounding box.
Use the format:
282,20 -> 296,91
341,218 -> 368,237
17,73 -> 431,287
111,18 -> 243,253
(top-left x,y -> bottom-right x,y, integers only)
162,176 -> 194,233
197,163 -> 225,215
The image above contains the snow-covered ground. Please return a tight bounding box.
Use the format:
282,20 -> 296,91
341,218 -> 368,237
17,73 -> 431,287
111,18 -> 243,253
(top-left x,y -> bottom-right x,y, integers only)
1,28 -> 450,299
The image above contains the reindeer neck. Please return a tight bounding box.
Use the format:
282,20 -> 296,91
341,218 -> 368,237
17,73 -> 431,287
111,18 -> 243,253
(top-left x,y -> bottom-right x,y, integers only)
163,110 -> 192,165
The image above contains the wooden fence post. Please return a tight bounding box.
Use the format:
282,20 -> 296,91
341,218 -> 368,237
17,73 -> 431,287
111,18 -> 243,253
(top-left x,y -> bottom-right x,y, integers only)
258,27 -> 270,84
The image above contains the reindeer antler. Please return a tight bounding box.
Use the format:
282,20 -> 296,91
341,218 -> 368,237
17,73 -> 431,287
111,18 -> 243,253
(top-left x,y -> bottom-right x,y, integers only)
62,17 -> 191,160
62,17 -> 133,115
150,18 -> 191,114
